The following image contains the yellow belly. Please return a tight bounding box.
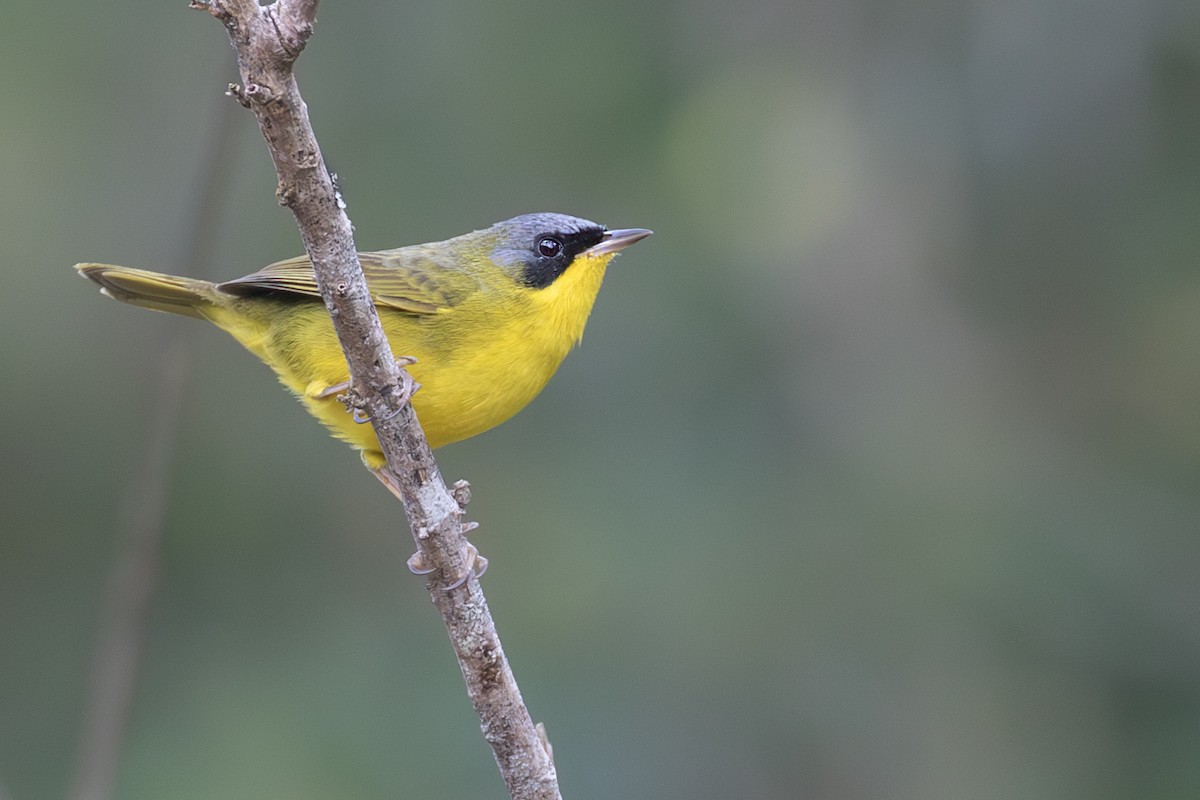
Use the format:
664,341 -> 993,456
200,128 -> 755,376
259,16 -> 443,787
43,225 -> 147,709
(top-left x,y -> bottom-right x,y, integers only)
206,290 -> 584,469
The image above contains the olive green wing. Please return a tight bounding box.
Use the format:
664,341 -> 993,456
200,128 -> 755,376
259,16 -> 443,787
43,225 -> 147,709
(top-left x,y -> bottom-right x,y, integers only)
218,248 -> 478,315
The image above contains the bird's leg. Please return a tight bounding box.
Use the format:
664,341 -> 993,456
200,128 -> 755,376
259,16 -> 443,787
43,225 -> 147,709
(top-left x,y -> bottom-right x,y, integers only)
308,379 -> 350,400
307,356 -> 420,423
368,464 -> 486,589
367,462 -> 406,502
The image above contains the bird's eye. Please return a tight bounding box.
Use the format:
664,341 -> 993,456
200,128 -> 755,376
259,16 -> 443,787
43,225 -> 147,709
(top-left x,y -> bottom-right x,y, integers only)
537,236 -> 563,258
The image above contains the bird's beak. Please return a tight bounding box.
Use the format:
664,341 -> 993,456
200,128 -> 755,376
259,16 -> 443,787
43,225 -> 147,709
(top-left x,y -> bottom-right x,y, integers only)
585,228 -> 653,257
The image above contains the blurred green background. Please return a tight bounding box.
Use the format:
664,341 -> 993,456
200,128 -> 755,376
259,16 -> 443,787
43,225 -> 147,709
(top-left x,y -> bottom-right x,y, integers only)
3,1 -> 1200,798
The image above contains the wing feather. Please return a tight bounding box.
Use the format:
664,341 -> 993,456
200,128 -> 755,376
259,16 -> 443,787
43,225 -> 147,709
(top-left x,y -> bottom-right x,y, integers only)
218,248 -> 477,315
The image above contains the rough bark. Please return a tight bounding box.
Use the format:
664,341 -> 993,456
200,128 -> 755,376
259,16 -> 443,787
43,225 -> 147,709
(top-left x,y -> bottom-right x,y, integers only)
190,2 -> 561,797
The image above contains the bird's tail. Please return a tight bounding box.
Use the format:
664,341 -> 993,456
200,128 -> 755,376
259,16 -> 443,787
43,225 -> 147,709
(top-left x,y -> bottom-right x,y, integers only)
75,263 -> 221,320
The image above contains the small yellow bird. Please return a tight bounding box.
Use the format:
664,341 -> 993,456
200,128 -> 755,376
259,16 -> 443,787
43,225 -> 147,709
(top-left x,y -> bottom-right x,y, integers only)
77,213 -> 651,495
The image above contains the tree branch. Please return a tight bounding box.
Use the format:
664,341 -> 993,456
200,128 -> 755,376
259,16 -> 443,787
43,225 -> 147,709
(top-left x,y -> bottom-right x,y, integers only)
190,2 -> 561,797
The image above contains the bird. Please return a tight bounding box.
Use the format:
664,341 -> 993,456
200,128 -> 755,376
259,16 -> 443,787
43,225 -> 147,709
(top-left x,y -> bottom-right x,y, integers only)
77,213 -> 651,503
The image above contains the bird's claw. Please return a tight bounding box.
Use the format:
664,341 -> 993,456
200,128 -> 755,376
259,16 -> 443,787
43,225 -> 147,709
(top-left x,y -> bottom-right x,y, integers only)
406,551 -> 437,575
407,542 -> 488,590
445,544 -> 489,591
349,356 -> 420,424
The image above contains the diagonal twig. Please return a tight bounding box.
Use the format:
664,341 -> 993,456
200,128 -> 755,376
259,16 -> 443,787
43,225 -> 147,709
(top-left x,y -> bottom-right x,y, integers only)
190,2 -> 561,797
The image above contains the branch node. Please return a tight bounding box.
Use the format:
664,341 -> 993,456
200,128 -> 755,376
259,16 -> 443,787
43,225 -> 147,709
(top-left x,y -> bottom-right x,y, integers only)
460,520 -> 480,535
243,82 -> 274,104
451,479 -> 472,510
189,0 -> 231,25
275,180 -> 297,207
296,155 -> 319,172
535,722 -> 556,765
225,83 -> 251,108
330,171 -> 347,210
265,4 -> 314,61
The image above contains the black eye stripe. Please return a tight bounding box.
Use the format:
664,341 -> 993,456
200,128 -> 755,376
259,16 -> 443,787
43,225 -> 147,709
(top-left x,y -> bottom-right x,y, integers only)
520,225 -> 608,289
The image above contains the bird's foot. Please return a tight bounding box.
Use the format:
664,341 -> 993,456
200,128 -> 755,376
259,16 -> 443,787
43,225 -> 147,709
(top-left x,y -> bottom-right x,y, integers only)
307,356 -> 419,423
350,356 -> 420,424
407,541 -> 488,591
368,453 -> 485,591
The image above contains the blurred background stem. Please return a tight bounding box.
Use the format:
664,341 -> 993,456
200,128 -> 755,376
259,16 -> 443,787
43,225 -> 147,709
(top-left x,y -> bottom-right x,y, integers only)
67,94 -> 242,800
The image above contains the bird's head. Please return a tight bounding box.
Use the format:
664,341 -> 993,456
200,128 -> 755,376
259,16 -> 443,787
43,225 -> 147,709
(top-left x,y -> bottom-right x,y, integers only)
481,212 -> 652,290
